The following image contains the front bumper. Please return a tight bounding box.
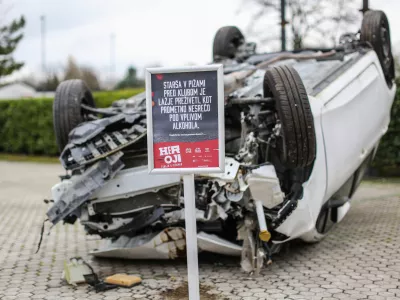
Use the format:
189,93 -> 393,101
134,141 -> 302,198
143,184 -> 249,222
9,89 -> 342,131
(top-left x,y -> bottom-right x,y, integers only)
90,227 -> 242,259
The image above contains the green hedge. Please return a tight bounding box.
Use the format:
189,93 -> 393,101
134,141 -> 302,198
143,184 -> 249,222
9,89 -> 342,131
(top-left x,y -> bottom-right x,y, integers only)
93,88 -> 144,108
371,79 -> 400,176
0,88 -> 144,155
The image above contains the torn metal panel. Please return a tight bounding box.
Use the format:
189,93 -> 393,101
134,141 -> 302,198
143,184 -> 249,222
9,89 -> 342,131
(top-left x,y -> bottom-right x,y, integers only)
61,131 -> 146,170
90,166 -> 180,202
81,204 -> 169,237
68,115 -> 126,145
199,157 -> 240,181
90,228 -> 186,259
67,113 -> 146,146
197,232 -> 242,256
164,205 -> 228,223
164,209 -> 210,223
47,152 -> 124,225
81,217 -> 134,232
93,206 -> 165,237
90,227 -> 242,259
60,113 -> 147,170
87,191 -> 178,218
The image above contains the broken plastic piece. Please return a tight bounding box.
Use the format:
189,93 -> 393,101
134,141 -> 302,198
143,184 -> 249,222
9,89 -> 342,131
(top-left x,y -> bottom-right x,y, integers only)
84,275 -> 118,293
64,257 -> 120,292
247,165 -> 284,209
47,152 -> 124,225
63,257 -> 93,285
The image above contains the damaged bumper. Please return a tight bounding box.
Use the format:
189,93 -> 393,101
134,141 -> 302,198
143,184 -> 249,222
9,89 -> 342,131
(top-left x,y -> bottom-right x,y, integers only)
47,95 -> 302,274
48,152 -> 125,224
48,154 -> 292,274
91,227 -> 242,259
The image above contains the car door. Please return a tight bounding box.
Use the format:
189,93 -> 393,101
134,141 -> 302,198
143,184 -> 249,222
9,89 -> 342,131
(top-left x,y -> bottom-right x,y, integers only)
321,60 -> 389,200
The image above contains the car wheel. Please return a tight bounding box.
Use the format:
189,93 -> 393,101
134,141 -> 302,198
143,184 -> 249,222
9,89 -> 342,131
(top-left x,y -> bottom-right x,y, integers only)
213,26 -> 245,61
360,10 -> 394,86
263,65 -> 316,169
53,79 -> 96,151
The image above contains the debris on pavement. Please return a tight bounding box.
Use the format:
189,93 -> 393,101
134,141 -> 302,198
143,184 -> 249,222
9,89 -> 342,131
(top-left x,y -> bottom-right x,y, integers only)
63,257 -> 93,285
104,274 -> 142,288
62,257 -> 143,293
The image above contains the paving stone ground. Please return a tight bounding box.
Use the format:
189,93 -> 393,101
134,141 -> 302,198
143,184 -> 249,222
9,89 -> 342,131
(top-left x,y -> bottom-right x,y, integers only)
0,161 -> 400,300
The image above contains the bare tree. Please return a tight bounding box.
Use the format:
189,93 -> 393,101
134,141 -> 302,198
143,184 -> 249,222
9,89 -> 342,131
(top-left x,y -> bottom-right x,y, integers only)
81,67 -> 100,91
36,72 -> 60,91
63,56 -> 101,91
243,0 -> 360,50
63,56 -> 81,80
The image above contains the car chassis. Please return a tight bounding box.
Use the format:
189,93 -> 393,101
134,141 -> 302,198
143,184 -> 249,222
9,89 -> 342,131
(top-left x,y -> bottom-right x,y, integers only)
47,11 -> 396,274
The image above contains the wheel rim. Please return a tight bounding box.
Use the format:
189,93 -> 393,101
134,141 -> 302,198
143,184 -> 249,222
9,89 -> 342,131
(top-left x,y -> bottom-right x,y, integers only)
81,92 -> 94,121
228,34 -> 245,57
380,22 -> 391,70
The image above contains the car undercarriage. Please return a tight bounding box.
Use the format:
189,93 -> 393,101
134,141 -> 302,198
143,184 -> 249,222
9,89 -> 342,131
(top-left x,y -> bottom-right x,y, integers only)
47,10 -> 395,274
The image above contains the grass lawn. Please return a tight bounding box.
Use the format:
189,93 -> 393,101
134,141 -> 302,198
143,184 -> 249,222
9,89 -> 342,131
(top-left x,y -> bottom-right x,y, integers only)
0,153 -> 59,164
363,177 -> 400,184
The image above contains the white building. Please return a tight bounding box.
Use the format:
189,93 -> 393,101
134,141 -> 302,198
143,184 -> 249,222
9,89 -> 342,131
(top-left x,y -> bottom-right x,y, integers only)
0,82 -> 55,100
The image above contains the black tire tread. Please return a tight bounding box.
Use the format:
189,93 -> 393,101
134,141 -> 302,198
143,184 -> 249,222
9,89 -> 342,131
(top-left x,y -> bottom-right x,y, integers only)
53,79 -> 95,151
264,65 -> 316,168
360,10 -> 394,84
213,26 -> 244,60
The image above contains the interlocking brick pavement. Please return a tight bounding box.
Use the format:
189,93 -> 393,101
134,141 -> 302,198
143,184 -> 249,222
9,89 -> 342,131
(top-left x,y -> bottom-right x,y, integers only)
0,161 -> 399,300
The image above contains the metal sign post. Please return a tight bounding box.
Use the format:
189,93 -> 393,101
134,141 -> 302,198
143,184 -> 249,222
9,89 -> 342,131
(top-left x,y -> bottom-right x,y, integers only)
183,173 -> 199,300
146,65 -> 224,300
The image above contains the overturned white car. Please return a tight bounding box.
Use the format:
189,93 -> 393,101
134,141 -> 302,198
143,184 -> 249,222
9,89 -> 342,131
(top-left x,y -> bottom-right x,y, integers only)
48,10 -> 396,273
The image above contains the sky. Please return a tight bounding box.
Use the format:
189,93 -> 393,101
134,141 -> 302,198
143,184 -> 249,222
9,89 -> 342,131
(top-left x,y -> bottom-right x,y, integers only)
4,0 -> 400,84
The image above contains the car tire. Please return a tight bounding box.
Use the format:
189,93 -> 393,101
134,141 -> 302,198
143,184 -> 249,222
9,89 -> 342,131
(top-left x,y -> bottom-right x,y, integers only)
263,65 -> 316,169
360,10 -> 394,85
213,26 -> 245,61
53,79 -> 96,151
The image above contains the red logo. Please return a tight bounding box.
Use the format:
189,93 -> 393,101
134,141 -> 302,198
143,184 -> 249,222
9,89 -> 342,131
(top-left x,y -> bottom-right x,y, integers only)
159,145 -> 181,164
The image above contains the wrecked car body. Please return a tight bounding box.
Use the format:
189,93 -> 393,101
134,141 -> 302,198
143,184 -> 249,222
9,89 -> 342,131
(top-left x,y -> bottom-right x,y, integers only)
48,10 -> 396,273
